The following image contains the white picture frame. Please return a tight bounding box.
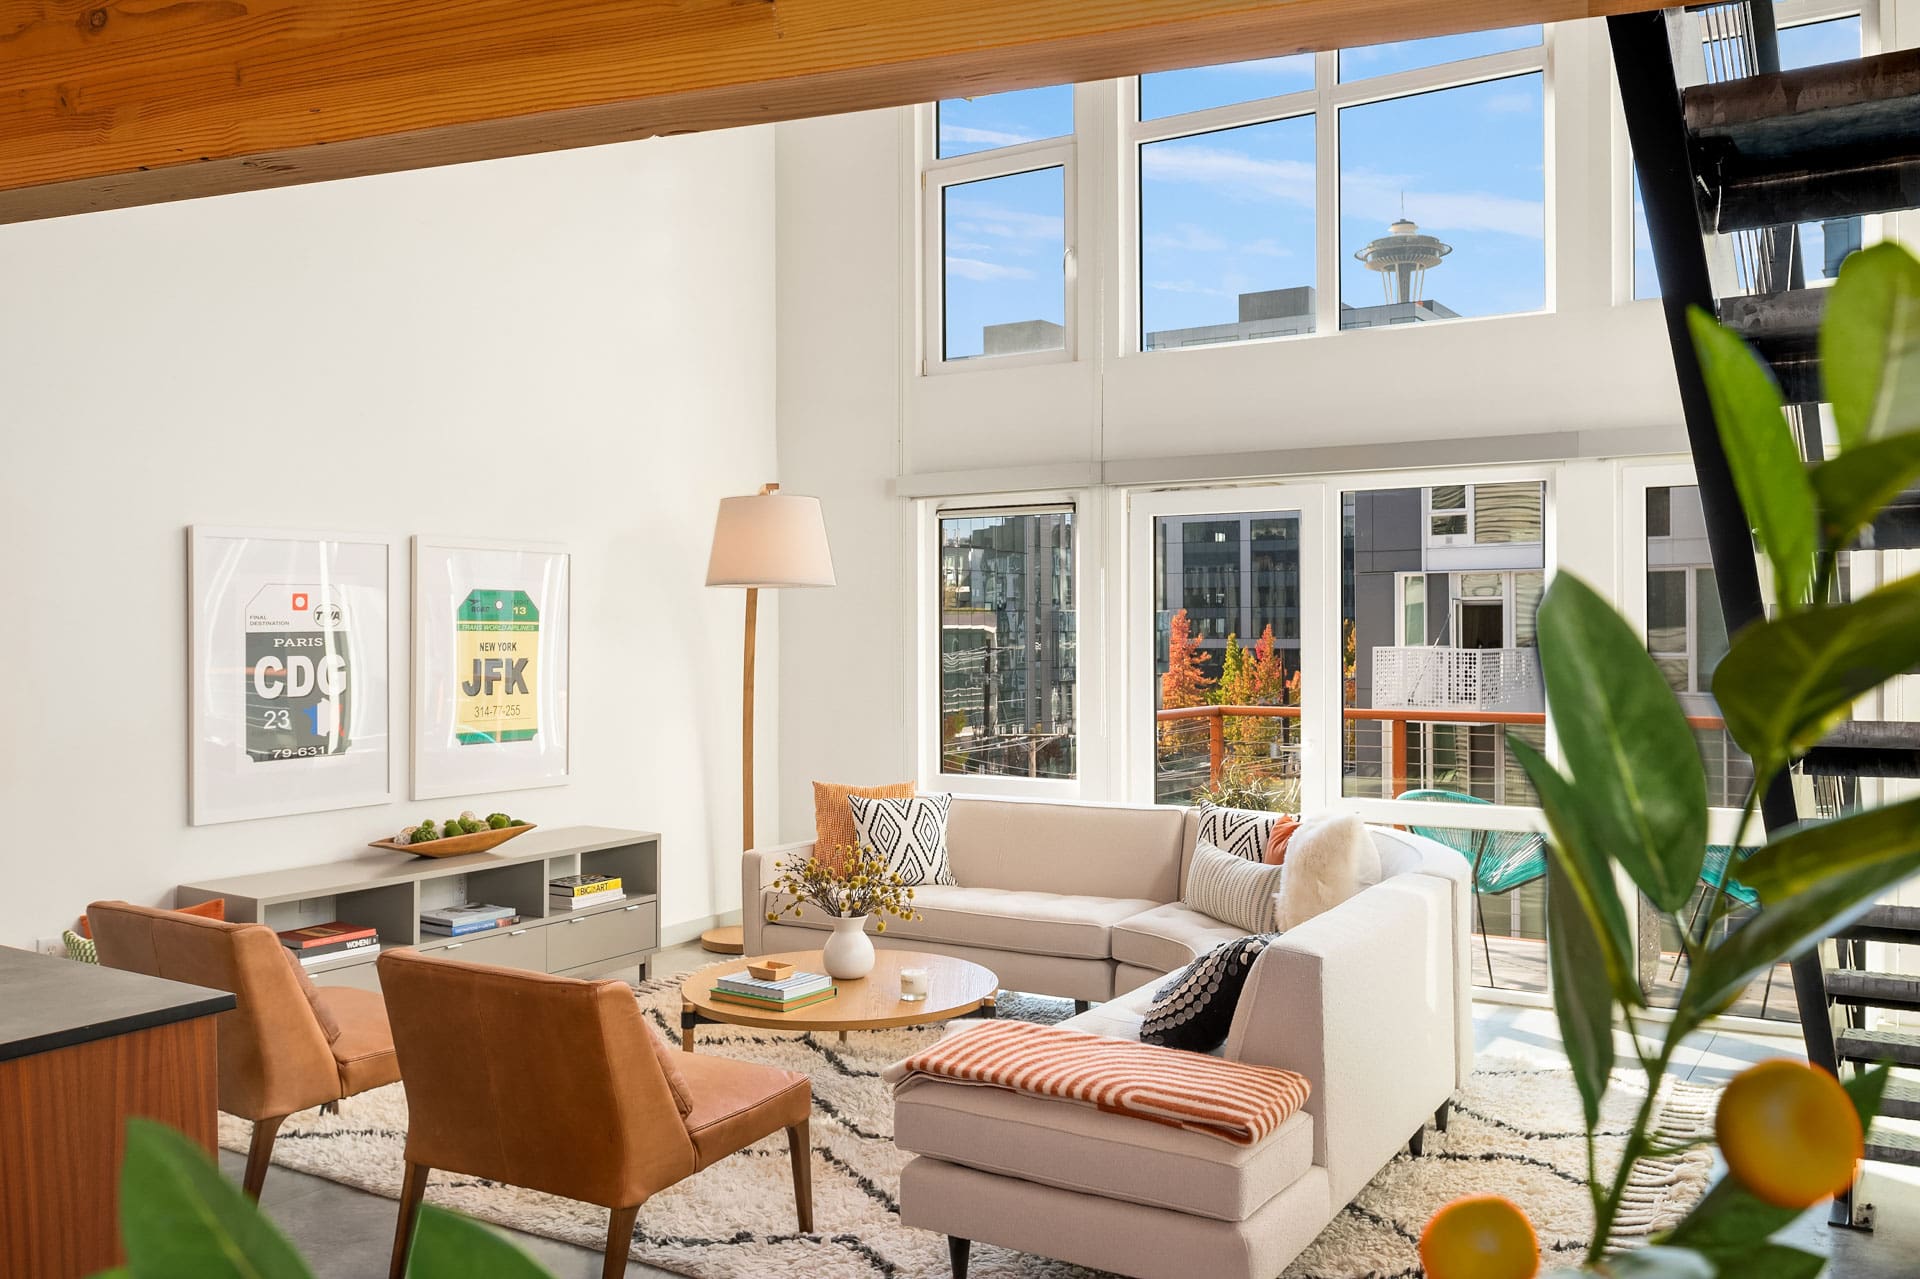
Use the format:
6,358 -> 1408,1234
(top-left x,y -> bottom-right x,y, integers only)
188,525 -> 401,826
412,536 -> 572,801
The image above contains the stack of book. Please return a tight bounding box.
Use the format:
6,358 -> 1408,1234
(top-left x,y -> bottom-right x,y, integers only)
549,873 -> 624,911
420,902 -> 521,937
277,921 -> 380,966
709,969 -> 836,1013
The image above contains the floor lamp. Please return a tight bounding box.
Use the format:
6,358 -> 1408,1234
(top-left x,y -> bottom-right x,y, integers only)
701,482 -> 836,954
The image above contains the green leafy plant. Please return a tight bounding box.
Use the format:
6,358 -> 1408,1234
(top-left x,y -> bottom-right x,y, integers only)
1423,242 -> 1920,1279
94,1118 -> 554,1278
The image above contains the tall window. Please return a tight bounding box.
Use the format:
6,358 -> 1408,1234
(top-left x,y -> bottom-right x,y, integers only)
928,89 -> 1074,365
1630,6 -> 1865,300
1129,27 -> 1545,351
939,509 -> 1077,779
1345,478 -> 1547,991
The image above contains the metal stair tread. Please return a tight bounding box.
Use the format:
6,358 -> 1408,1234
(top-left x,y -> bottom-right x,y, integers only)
1683,48 -> 1920,230
1837,1027 -> 1920,1068
1824,969 -> 1920,1010
1803,721 -> 1920,778
1837,905 -> 1920,943
1865,1126 -> 1920,1166
1877,1077 -> 1920,1121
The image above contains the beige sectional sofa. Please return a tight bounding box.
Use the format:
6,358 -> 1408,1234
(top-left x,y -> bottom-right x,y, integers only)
743,795 -> 1474,1279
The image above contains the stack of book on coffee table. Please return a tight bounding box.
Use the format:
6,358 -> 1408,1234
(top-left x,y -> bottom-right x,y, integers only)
710,969 -> 836,1013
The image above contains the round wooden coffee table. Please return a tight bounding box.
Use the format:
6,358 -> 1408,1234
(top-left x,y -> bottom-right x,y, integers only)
679,948 -> 998,1051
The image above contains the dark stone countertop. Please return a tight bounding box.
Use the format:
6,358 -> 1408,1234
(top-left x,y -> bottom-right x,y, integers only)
0,945 -> 234,1062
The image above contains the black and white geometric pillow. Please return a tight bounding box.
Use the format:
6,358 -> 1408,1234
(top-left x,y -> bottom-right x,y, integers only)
1195,802 -> 1280,862
1140,933 -> 1278,1053
848,791 -> 957,886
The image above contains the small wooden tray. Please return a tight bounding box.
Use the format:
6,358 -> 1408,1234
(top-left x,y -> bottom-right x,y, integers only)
748,960 -> 795,981
370,823 -> 536,860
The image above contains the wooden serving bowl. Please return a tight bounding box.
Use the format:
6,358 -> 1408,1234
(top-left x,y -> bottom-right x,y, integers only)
369,823 -> 536,859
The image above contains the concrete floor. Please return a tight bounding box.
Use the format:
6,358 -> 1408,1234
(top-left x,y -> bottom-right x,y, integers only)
226,940 -> 1919,1279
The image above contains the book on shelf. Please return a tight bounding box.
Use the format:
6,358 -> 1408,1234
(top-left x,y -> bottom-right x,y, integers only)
278,921 -> 379,951
549,873 -> 622,899
419,902 -> 517,928
301,943 -> 380,967
714,970 -> 831,1000
547,892 -> 625,911
288,934 -> 381,961
708,986 -> 838,1013
421,915 -> 521,937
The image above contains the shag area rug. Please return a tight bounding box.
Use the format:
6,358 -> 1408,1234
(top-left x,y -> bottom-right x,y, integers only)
224,979 -> 1718,1278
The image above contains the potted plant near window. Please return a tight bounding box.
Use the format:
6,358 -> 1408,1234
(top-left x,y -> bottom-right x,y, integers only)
1422,243 -> 1920,1278
767,844 -> 923,980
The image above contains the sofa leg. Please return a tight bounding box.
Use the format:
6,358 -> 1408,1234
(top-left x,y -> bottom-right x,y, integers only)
949,1235 -> 972,1279
1073,1000 -> 1090,1014
1434,1099 -> 1453,1133
1409,1124 -> 1427,1158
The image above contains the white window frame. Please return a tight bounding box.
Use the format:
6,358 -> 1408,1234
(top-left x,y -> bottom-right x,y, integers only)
919,100 -> 1079,375
916,491 -> 1108,798
1118,34 -> 1553,355
1123,483 -> 1334,811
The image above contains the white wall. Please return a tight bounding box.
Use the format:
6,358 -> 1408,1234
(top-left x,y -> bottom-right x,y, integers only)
0,128 -> 779,949
774,110 -> 919,840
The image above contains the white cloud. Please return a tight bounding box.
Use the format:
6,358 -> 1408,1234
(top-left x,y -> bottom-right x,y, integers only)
1480,90 -> 1539,116
1148,279 -> 1235,297
1141,144 -> 1317,208
947,199 -> 1064,245
1240,237 -> 1295,258
1145,223 -> 1228,252
946,257 -> 1037,282
939,124 -> 1037,149
1343,168 -> 1543,239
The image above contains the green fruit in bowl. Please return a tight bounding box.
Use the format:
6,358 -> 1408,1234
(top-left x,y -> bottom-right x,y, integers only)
486,813 -> 512,829
411,823 -> 439,843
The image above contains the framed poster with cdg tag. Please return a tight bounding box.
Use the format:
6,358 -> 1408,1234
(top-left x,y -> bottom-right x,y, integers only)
188,526 -> 401,825
412,536 -> 571,800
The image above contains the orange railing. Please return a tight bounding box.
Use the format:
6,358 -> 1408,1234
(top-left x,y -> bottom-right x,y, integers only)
1157,704 -> 1731,795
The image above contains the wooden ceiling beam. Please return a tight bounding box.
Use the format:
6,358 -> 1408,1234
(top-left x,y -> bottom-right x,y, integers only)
0,0 -> 1661,224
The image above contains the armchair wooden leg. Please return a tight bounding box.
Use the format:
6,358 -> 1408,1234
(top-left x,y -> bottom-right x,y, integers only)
786,1119 -> 814,1233
1434,1099 -> 1453,1133
603,1205 -> 640,1279
949,1235 -> 971,1278
389,1161 -> 430,1279
242,1114 -> 288,1200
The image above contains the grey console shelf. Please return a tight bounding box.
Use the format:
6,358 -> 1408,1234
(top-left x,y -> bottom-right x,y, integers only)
177,825 -> 660,991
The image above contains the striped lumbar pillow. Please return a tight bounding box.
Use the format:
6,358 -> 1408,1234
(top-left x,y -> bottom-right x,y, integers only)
1182,839 -> 1286,934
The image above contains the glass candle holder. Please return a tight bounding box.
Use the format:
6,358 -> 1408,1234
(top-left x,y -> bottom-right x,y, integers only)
900,967 -> 930,1002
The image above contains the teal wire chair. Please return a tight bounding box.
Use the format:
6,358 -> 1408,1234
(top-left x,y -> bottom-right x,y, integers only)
1671,845 -> 1775,1015
1396,789 -> 1548,988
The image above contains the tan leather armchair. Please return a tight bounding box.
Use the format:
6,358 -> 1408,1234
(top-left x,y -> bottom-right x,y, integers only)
377,949 -> 813,1279
86,900 -> 400,1198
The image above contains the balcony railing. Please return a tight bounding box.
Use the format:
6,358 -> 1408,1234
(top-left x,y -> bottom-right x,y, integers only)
1157,703 -> 1739,803
1372,646 -> 1543,714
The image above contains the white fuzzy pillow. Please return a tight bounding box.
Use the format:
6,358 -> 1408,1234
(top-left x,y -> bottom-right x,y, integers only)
1275,813 -> 1381,931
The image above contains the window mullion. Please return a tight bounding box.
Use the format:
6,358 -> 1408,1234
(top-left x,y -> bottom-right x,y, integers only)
1314,49 -> 1340,337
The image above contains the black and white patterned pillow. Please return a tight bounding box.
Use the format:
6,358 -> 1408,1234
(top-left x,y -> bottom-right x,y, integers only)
1195,802 -> 1281,862
849,792 -> 957,886
1140,933 -> 1278,1053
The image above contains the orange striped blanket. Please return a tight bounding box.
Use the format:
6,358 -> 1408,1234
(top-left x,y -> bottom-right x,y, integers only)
893,1020 -> 1310,1145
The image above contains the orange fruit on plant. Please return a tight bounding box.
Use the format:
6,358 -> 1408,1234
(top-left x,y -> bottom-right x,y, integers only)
1715,1059 -> 1862,1209
1419,1194 -> 1540,1279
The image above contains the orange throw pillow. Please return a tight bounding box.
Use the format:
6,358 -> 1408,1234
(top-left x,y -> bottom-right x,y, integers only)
1263,819 -> 1302,866
79,896 -> 225,940
813,781 -> 915,873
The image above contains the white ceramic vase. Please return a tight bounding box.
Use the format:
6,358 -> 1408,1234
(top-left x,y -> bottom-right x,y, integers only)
823,914 -> 875,980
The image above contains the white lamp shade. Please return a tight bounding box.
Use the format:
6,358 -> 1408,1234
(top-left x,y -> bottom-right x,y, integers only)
705,492 -> 837,588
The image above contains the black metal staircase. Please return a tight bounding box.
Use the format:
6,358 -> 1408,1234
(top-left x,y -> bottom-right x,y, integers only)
1611,1 -> 1920,1227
